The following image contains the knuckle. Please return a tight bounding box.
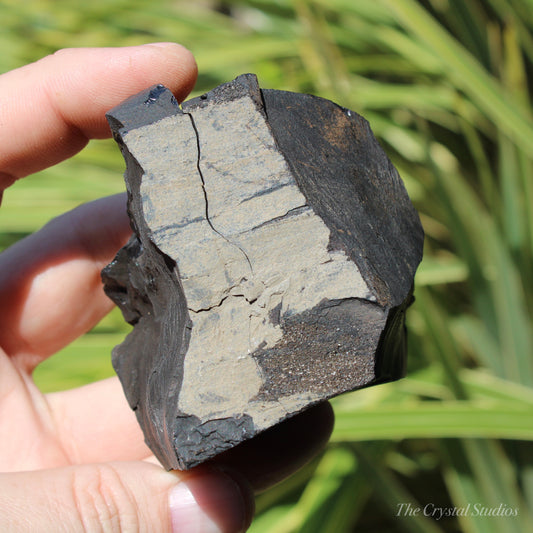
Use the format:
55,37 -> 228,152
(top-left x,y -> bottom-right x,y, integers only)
71,464 -> 140,533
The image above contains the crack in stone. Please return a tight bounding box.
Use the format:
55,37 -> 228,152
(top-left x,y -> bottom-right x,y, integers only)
188,292 -> 234,314
249,205 -> 310,232
188,289 -> 258,314
184,110 -> 254,275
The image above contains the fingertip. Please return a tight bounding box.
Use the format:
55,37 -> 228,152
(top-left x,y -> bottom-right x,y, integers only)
0,43 -> 199,179
169,468 -> 254,533
48,42 -> 198,118
144,42 -> 198,102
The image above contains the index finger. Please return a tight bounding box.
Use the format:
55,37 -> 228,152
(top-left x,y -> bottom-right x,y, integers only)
0,43 -> 197,191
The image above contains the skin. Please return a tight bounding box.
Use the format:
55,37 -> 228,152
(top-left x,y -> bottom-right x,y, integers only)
0,44 -> 333,532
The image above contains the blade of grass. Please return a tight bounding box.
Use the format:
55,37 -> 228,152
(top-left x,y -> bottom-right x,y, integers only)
441,440 -> 500,533
331,402 -> 533,442
441,439 -> 533,533
247,505 -> 295,533
487,0 -> 533,62
424,133 -> 532,385
294,446 -> 372,533
430,0 -> 492,67
386,0 -> 533,153
459,369 -> 533,404
414,255 -> 469,286
499,133 -> 526,252
456,103 -> 498,213
250,447 -> 371,533
414,287 -> 468,398
352,443 -> 443,533
254,458 -> 319,515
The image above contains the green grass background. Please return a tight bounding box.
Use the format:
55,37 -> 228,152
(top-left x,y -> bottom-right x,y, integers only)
1,1 -> 532,531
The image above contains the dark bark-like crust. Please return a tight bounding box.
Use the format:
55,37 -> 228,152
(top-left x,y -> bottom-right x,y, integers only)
102,74 -> 424,470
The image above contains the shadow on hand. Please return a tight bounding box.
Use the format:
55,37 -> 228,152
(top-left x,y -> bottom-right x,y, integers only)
210,402 -> 334,493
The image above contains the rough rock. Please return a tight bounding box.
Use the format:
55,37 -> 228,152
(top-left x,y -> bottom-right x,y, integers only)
102,74 -> 424,470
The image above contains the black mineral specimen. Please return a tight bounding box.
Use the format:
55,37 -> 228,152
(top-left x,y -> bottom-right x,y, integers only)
102,74 -> 424,470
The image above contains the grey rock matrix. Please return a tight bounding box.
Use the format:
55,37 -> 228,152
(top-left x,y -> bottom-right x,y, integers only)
102,74 -> 424,470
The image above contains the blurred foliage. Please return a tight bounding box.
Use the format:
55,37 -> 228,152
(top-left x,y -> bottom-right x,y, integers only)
1,0 -> 532,531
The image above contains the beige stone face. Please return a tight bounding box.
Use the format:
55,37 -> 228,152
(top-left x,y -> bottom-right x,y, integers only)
124,95 -> 372,426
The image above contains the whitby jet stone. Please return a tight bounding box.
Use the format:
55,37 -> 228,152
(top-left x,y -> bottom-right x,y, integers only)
102,74 -> 424,470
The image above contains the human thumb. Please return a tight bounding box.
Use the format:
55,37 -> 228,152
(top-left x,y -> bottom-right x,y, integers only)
0,461 -> 254,532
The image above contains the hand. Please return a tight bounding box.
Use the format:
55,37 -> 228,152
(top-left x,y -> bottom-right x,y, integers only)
0,45 -> 334,532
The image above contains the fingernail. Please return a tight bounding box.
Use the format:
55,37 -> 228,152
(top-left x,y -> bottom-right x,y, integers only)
169,470 -> 254,533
